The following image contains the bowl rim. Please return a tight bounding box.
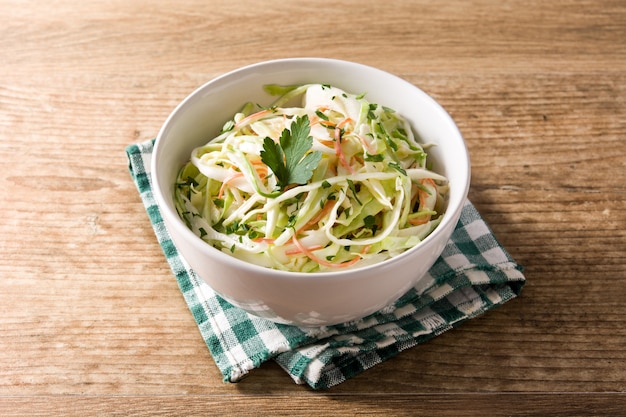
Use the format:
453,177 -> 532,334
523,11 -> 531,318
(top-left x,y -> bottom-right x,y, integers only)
152,57 -> 471,281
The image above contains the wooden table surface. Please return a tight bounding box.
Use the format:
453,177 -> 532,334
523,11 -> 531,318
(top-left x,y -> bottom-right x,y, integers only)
1,0 -> 624,415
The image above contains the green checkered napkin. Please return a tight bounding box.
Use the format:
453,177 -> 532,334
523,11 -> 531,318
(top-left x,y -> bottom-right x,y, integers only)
126,139 -> 525,389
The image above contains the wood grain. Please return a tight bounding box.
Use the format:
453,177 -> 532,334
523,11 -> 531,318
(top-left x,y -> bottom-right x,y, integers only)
0,0 -> 624,415
1,394 -> 625,417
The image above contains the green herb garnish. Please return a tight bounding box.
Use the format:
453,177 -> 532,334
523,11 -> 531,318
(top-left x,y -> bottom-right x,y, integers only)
365,153 -> 384,162
347,178 -> 362,205
363,215 -> 378,234
260,115 -> 322,192
315,110 -> 329,121
389,162 -> 407,175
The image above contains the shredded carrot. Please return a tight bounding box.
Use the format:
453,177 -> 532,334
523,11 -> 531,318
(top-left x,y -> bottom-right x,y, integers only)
218,162 -> 268,198
408,178 -> 437,225
337,117 -> 352,129
308,115 -> 320,127
285,244 -> 324,256
296,200 -> 336,234
419,178 -> 436,205
292,236 -> 369,269
252,165 -> 268,172
218,171 -> 244,198
309,109 -> 332,128
235,109 -> 272,128
253,237 -> 275,244
357,134 -> 377,154
334,127 -> 354,173
250,161 -> 269,178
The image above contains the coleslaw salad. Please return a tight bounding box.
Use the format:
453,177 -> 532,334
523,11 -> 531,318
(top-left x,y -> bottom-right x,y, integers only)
174,84 -> 449,272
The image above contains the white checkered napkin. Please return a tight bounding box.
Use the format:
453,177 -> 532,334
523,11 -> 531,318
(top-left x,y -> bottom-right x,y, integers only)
127,139 -> 526,389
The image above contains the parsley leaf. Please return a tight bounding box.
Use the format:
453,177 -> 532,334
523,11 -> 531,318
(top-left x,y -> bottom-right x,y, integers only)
260,115 -> 322,192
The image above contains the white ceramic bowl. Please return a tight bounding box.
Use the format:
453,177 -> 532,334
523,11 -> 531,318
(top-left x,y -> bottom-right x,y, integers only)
152,58 -> 470,326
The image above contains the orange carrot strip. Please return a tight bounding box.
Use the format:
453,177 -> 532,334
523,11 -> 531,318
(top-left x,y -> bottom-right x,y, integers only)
234,109 -> 272,128
337,117 -> 352,129
249,160 -> 269,178
334,127 -> 354,173
419,178 -> 436,207
408,178 -> 437,225
218,171 -> 244,198
358,134 -> 377,154
296,200 -> 336,234
253,237 -> 275,244
291,236 -> 368,269
285,244 -> 324,256
308,115 -> 320,127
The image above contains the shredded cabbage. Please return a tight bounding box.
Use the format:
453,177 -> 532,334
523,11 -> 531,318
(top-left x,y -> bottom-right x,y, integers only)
174,84 -> 449,272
